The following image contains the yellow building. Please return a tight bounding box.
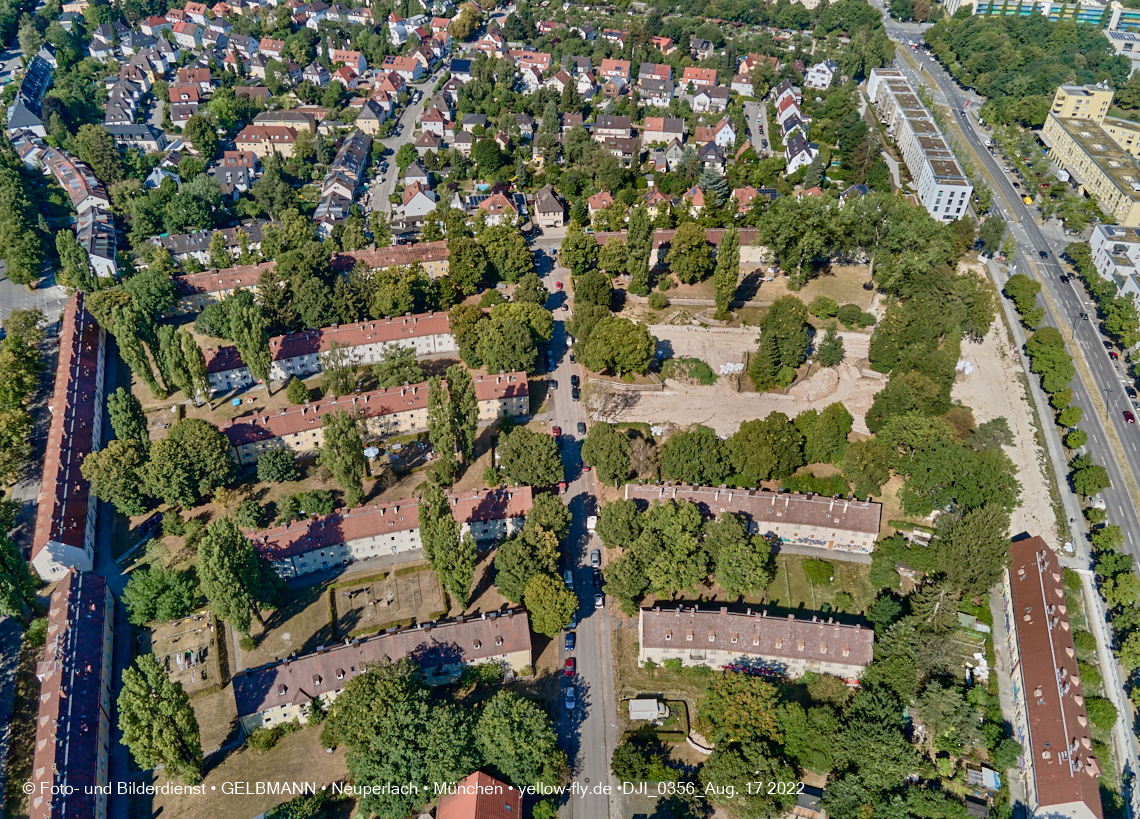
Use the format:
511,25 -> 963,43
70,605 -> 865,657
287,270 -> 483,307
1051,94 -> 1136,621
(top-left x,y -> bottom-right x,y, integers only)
1050,83 -> 1114,122
1041,113 -> 1140,226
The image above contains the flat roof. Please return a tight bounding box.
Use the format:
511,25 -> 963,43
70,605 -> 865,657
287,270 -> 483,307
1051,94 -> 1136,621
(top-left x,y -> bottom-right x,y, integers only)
1050,115 -> 1140,204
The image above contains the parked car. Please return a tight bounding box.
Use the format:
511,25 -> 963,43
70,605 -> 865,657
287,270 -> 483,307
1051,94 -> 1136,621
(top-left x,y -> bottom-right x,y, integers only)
571,375 -> 580,387
1127,386 -> 1137,399
565,632 -> 576,650
564,686 -> 576,710
556,281 -> 563,290
590,549 -> 600,567
593,569 -> 602,588
594,593 -> 604,608
577,422 -> 587,436
550,380 -> 558,390
552,426 -> 561,437
564,658 -> 576,677
571,388 -> 580,401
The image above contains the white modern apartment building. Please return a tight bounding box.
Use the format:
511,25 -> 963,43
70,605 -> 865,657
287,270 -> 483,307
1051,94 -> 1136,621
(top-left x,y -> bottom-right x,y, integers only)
247,486 -> 532,578
867,68 -> 973,222
1090,224 -> 1140,305
203,313 -> 458,391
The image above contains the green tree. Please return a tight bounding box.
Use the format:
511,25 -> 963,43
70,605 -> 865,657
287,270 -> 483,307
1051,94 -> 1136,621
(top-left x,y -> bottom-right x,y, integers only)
498,427 -> 563,485
319,410 -> 366,507
181,331 -> 211,405
713,226 -> 740,318
107,386 -> 149,446
285,377 -> 310,404
117,654 -> 203,784
667,223 -> 712,285
229,301 -> 273,391
696,672 -> 782,746
935,504 -> 1011,596
475,691 -> 567,788
660,426 -> 727,485
1071,454 -> 1111,497
513,271 -> 548,305
183,114 -> 220,161
524,572 -> 578,636
700,741 -> 797,819
258,447 -> 298,483
448,236 -> 488,296
494,533 -> 558,604
319,341 -> 361,398
1003,273 -> 1044,328
1085,697 -> 1118,730
56,230 -> 93,291
710,517 -> 772,597
158,325 -> 192,398
816,323 -> 845,367
0,534 -> 37,619
573,268 -> 612,308
197,516 -> 282,635
560,221 -> 599,275
481,225 -> 532,283
598,237 -> 627,276
581,423 -> 631,486
728,413 -> 806,483
447,364 -> 479,465
122,564 -> 200,626
578,317 -> 655,376
82,439 -> 149,516
427,376 -> 457,483
779,703 -> 840,774
373,345 -> 425,388
626,205 -> 653,296
1025,326 -> 1075,394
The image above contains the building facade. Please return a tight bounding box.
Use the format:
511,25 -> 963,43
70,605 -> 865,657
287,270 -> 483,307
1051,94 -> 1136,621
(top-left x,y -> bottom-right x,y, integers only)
249,486 -> 532,577
220,373 -> 529,464
32,294 -> 106,581
30,570 -> 114,819
624,484 -> 881,557
638,606 -> 874,680
867,69 -> 973,222
232,609 -> 533,731
1091,223 -> 1140,305
1000,537 -> 1104,819
203,312 -> 458,391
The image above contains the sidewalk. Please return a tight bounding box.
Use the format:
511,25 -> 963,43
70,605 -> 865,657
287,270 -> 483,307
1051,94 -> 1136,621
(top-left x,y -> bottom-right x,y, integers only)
988,587 -> 1028,812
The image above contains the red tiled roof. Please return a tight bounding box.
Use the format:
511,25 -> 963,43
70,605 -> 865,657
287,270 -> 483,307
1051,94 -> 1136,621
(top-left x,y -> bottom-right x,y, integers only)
205,312 -> 452,374
30,570 -> 111,819
330,241 -> 450,273
682,66 -> 718,85
174,261 -> 276,298
32,294 -> 102,565
1007,538 -> 1104,818
232,608 -> 532,717
247,486 -> 532,560
437,771 -> 523,819
218,373 -> 528,447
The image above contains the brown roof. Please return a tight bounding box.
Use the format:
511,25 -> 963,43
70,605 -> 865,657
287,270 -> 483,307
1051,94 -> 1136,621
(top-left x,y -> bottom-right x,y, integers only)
330,241 -> 450,273
32,294 -> 102,565
248,486 -> 532,560
624,484 -> 881,537
640,605 -> 875,669
30,570 -> 111,819
219,373 -> 528,446
437,771 -> 523,819
205,312 -> 451,374
174,261 -> 275,298
231,609 -> 533,716
1007,537 -> 1104,818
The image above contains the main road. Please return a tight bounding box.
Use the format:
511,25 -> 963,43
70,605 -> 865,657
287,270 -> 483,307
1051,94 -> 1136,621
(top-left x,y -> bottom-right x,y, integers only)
534,246 -> 621,819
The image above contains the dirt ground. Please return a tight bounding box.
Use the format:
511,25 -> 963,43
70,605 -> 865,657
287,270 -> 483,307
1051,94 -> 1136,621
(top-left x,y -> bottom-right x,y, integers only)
144,725 -> 351,819
333,568 -> 445,636
952,323 -> 1059,546
650,264 -> 878,312
147,613 -> 220,696
242,581 -> 335,670
650,324 -> 871,374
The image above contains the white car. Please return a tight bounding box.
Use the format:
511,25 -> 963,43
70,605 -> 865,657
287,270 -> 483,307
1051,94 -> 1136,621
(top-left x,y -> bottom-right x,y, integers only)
564,686 -> 576,710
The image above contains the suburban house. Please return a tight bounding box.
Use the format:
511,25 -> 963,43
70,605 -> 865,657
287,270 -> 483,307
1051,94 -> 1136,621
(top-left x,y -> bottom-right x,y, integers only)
533,183 -> 565,228
805,58 -> 839,90
694,117 -> 736,148
785,133 -> 819,173
437,772 -> 523,819
235,125 -> 299,157
478,192 -> 519,226
598,58 -> 630,82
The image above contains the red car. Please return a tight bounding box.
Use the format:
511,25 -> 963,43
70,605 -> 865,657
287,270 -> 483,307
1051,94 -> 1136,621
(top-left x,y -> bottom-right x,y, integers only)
556,281 -> 563,291
559,481 -> 567,494
552,426 -> 561,437
1126,411 -> 1136,424
564,658 -> 576,677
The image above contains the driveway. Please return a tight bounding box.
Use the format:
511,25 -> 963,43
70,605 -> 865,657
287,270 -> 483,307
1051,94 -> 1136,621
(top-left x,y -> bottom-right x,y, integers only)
743,100 -> 770,156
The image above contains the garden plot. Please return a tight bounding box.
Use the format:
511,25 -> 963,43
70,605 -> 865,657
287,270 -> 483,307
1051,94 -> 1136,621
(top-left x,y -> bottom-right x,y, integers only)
333,568 -> 445,637
148,614 -> 219,696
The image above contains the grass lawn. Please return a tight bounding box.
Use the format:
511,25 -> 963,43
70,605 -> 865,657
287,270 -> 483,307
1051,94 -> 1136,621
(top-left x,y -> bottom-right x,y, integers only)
242,581 -> 336,670
754,554 -> 876,615
143,725 -> 352,819
192,685 -> 241,752
332,567 -> 445,638
613,627 -> 715,724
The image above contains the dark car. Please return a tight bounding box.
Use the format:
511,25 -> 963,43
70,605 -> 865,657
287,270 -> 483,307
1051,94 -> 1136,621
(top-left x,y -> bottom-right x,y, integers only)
570,375 -> 580,387
1060,275 -> 1070,283
550,380 -> 558,390
1039,250 -> 1048,260
1127,386 -> 1138,399
593,569 -> 602,588
565,632 -> 576,650
577,422 -> 587,435
1105,340 -> 1114,350
571,388 -> 580,401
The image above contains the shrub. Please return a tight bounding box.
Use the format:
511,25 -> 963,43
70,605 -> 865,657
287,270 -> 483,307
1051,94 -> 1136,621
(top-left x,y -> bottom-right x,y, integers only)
832,591 -> 854,611
163,514 -> 186,538
836,303 -> 862,328
808,296 -> 838,319
1085,696 -> 1118,730
662,658 -> 683,673
858,312 -> 876,328
1073,630 -> 1097,651
1078,661 -> 1103,690
480,290 -> 506,306
660,356 -> 716,385
258,447 -> 298,483
234,498 -> 267,530
245,720 -> 302,753
648,291 -> 668,310
25,616 -> 46,647
239,635 -> 256,651
782,473 -> 851,497
285,377 -> 309,405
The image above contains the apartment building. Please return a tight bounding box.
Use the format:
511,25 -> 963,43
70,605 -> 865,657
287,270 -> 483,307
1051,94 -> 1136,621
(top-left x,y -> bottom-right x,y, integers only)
1090,223 -> 1140,306
866,69 -> 973,222
638,606 -> 874,680
235,124 -> 299,157
623,484 -> 881,558
29,570 -> 114,819
31,294 -> 106,581
329,241 -> 451,278
964,0 -> 1132,30
1000,537 -> 1104,819
233,609 -> 533,731
154,221 -> 272,265
219,373 -> 529,463
1103,29 -> 1140,72
1042,113 -> 1140,225
172,261 -> 274,314
249,486 -> 532,577
203,312 -> 457,390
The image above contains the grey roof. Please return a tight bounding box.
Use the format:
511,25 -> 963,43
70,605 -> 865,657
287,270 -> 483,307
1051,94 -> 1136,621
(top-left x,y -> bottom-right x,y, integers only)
105,123 -> 163,142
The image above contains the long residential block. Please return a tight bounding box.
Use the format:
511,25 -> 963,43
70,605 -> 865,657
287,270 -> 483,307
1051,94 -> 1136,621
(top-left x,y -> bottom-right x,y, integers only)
1000,537 -> 1103,819
248,486 -> 532,577
232,609 -> 533,731
219,373 -> 528,464
203,313 -> 457,391
30,570 -> 114,819
866,69 -> 973,222
638,605 -> 874,680
32,293 -> 106,581
623,484 -> 881,557
172,261 -> 276,314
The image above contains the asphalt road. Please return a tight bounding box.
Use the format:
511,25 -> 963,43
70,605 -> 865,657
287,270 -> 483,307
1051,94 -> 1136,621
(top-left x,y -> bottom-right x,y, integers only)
536,249 -> 621,819
743,101 -> 770,156
365,70 -> 444,219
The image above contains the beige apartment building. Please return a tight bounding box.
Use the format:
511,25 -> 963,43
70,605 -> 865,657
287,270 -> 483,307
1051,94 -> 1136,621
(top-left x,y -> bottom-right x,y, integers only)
1041,84 -> 1140,225
220,373 -> 529,464
639,606 -> 874,681
232,609 -> 533,732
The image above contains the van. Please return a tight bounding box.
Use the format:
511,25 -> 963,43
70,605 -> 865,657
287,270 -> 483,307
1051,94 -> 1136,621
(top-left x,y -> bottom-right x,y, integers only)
564,570 -> 574,590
